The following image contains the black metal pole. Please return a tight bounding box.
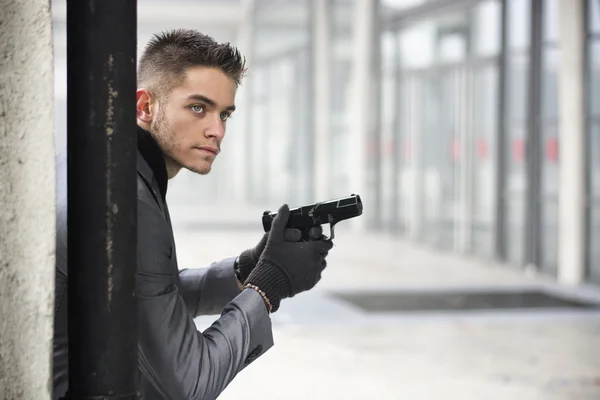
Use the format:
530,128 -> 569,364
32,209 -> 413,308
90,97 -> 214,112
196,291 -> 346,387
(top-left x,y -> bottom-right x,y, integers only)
65,0 -> 138,399
495,0 -> 508,261
525,0 -> 542,269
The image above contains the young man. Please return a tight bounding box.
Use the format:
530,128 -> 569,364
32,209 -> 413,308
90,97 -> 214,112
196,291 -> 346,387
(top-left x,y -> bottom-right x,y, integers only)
53,29 -> 334,400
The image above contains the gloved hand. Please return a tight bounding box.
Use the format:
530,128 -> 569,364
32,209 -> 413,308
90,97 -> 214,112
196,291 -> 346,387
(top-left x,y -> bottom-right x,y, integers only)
236,222 -> 320,282
244,204 -> 334,312
236,233 -> 268,283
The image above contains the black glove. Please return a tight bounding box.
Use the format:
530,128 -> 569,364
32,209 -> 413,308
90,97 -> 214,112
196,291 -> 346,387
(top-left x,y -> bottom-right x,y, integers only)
236,228 -> 308,282
245,204 -> 334,312
236,233 -> 268,283
236,221 -> 320,282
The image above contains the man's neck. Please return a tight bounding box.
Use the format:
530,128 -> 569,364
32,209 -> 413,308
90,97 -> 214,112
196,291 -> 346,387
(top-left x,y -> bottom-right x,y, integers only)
136,125 -> 168,201
164,156 -> 181,180
137,122 -> 181,180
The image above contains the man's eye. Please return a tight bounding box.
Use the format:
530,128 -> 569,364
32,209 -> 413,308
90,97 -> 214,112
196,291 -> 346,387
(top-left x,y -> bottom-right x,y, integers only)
191,105 -> 204,113
220,112 -> 231,121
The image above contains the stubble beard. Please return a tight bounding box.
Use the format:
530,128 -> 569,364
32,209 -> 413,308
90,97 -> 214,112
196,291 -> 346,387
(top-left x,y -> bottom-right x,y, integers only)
151,105 -> 212,176
150,104 -> 180,176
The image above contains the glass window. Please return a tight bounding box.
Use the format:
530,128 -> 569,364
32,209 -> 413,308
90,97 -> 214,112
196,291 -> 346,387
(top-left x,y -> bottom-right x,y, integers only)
399,21 -> 435,69
587,11 -> 600,283
332,0 -> 353,38
381,31 -> 398,68
380,62 -> 398,229
381,0 -> 427,11
505,54 -> 530,123
588,203 -> 600,284
589,123 -> 600,197
540,123 -> 559,274
472,65 -> 499,258
590,0 -> 600,34
507,0 -> 531,51
254,29 -> 309,60
472,0 -> 501,57
381,69 -> 397,127
438,32 -> 467,63
541,47 -> 559,120
398,77 -> 413,170
436,12 -> 469,64
541,124 -> 559,196
505,188 -> 526,265
266,58 -> 295,203
252,66 -> 268,98
543,0 -> 559,42
331,60 -> 352,113
253,0 -> 310,61
503,47 -> 529,265
541,196 -> 559,274
588,123 -> 600,284
251,102 -> 268,201
330,0 -> 354,198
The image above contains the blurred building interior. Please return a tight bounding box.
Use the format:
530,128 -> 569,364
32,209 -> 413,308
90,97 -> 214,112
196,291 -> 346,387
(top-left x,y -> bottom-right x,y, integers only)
51,0 -> 599,288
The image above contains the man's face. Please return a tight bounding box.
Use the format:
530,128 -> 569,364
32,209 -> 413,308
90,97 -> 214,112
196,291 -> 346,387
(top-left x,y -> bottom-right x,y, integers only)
151,66 -> 237,176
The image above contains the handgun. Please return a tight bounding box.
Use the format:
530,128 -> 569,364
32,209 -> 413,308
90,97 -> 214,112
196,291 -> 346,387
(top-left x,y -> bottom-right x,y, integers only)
262,194 -> 363,241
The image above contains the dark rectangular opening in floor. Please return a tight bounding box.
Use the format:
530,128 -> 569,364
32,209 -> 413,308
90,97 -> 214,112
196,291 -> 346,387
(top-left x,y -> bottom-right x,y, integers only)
328,290 -> 600,313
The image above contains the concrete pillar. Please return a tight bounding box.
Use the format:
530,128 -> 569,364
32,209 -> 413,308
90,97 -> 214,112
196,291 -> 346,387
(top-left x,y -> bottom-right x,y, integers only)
313,0 -> 332,201
558,0 -> 586,284
0,0 -> 55,399
348,0 -> 377,231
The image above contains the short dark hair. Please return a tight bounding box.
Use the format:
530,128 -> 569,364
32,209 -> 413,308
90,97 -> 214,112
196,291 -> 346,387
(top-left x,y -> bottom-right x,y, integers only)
138,29 -> 247,97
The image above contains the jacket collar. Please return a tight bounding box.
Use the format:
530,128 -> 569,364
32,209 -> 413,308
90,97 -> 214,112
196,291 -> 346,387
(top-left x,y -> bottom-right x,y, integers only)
137,125 -> 168,202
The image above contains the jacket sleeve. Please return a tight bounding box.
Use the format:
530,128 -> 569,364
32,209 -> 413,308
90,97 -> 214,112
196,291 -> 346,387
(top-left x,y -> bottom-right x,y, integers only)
178,258 -> 242,318
137,198 -> 274,400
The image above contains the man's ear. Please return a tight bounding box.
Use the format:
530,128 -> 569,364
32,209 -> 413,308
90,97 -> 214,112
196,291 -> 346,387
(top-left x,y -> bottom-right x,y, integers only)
136,88 -> 154,124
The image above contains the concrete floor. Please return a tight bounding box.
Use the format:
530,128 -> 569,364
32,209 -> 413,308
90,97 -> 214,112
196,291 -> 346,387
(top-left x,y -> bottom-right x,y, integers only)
169,202 -> 600,400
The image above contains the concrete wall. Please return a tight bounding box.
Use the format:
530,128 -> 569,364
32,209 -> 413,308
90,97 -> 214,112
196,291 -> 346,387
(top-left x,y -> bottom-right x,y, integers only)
0,0 -> 56,398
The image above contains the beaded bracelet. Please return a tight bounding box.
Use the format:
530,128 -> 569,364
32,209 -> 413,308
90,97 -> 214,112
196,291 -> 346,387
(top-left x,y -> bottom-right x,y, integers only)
244,284 -> 273,313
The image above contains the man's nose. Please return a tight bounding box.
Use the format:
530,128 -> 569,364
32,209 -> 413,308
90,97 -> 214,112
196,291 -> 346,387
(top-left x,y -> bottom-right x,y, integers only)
205,115 -> 225,139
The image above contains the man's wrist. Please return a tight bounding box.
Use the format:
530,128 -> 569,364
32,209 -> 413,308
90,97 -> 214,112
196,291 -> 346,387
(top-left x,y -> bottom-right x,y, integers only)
245,261 -> 289,313
244,283 -> 273,313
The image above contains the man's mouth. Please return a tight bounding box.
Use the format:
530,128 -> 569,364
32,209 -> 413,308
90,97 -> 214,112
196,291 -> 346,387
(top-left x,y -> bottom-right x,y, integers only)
196,146 -> 219,155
